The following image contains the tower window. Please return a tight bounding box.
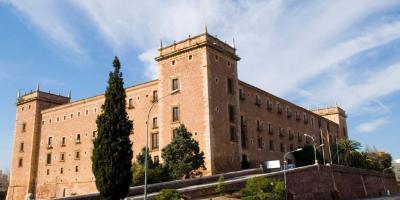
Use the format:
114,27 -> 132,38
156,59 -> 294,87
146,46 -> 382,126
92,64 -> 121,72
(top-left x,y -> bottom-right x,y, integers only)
151,132 -> 159,150
60,153 -> 65,162
46,153 -> 52,165
172,78 -> 179,91
188,55 -> 193,61
228,104 -> 236,123
153,117 -> 158,128
76,134 -> 81,144
20,142 -> 24,152
75,151 -> 80,160
60,168 -> 64,174
152,90 -> 158,102
48,137 -> 53,148
61,137 -> 66,146
22,123 -> 26,132
171,60 -> 176,66
172,106 -> 180,122
18,158 -> 23,167
230,126 -> 237,141
75,166 -> 79,172
227,78 -> 234,94
47,169 -> 50,175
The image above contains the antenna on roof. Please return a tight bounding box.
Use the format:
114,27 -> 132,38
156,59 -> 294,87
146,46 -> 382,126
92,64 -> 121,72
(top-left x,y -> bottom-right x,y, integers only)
232,37 -> 236,48
160,39 -> 163,48
36,82 -> 40,91
204,23 -> 208,34
68,90 -> 71,99
17,89 -> 20,98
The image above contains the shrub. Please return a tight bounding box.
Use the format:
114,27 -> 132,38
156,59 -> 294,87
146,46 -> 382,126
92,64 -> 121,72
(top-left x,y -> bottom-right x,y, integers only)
241,177 -> 284,200
154,189 -> 180,200
215,176 -> 225,193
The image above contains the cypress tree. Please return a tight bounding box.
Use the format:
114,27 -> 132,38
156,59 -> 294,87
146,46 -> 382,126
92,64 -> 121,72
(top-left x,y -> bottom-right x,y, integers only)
162,124 -> 205,179
92,57 -> 133,200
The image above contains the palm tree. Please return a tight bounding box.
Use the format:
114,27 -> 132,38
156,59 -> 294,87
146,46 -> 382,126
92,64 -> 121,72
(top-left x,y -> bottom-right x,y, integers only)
337,139 -> 361,166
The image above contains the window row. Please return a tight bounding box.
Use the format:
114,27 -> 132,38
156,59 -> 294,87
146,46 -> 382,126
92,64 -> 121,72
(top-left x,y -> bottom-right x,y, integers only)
42,108 -> 99,125
46,165 -> 80,176
46,151 -> 85,165
128,90 -> 158,109
46,132 -> 97,148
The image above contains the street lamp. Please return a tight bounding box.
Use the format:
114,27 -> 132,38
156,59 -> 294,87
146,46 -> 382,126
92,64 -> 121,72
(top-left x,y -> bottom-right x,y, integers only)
283,148 -> 303,200
317,144 -> 325,165
303,134 -> 318,165
144,89 -> 180,199
382,166 -> 394,196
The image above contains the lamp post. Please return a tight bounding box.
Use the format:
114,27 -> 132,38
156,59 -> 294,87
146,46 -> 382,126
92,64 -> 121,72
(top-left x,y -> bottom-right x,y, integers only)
144,89 -> 179,199
304,134 -> 318,165
382,166 -> 394,196
317,144 -> 325,165
283,148 -> 303,200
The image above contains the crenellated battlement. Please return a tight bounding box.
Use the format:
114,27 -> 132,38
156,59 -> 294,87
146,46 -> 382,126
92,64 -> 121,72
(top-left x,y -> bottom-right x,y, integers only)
156,32 -> 240,62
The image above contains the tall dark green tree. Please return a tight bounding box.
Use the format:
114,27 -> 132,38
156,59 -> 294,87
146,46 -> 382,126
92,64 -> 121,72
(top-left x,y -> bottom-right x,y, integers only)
162,124 -> 205,179
92,57 -> 133,200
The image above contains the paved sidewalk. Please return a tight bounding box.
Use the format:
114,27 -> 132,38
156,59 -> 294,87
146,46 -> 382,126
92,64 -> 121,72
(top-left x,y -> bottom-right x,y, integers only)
357,194 -> 400,200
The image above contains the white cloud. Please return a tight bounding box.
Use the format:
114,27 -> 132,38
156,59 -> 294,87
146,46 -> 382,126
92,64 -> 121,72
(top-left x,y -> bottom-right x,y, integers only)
9,0 -> 83,54
6,0 -> 400,114
356,117 -> 388,133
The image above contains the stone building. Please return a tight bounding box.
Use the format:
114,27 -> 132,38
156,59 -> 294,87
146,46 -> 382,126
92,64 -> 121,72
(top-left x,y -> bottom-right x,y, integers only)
393,159 -> 400,186
7,32 -> 348,199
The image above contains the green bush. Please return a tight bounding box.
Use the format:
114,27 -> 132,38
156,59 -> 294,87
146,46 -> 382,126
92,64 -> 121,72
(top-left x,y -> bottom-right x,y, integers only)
154,189 -> 180,200
131,163 -> 170,186
215,176 -> 225,193
241,177 -> 284,200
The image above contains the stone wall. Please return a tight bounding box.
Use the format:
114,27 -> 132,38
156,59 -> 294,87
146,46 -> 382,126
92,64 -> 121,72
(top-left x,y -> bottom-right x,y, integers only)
57,165 -> 399,200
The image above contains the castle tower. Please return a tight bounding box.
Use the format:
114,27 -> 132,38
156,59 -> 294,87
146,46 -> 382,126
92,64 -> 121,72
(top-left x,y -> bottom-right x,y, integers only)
155,32 -> 241,174
312,106 -> 348,139
7,90 -> 69,200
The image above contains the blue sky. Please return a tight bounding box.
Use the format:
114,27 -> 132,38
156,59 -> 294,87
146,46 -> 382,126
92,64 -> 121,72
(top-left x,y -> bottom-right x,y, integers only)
1,0 -> 400,172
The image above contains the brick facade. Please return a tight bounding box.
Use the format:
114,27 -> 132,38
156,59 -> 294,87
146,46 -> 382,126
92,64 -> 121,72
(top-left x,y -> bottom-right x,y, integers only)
7,32 -> 348,199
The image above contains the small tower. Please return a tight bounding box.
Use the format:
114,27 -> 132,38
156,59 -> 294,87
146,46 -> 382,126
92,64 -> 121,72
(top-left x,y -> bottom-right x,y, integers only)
312,106 -> 348,139
7,89 -> 69,200
155,32 -> 241,174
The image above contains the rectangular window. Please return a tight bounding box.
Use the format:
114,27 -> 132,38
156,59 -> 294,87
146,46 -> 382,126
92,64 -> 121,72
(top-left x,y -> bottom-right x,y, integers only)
20,143 -> 24,152
60,153 -> 65,162
128,98 -> 134,108
239,89 -> 246,100
153,117 -> 158,128
46,169 -> 50,175
172,78 -> 179,91
172,128 -> 178,138
257,120 -> 263,132
255,95 -> 261,106
257,136 -> 263,149
18,158 -> 23,167
75,151 -> 80,160
228,104 -> 236,123
153,90 -> 158,102
269,140 -> 274,151
22,123 -> 26,132
268,124 -> 273,135
154,156 -> 159,164
172,106 -> 180,122
227,78 -> 234,94
92,131 -> 97,139
46,153 -> 52,165
75,166 -> 79,172
48,137 -> 53,148
277,103 -> 282,114
267,100 -> 273,111
60,168 -> 64,174
230,126 -> 237,141
61,137 -> 66,146
151,132 -> 159,150
76,134 -> 81,144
